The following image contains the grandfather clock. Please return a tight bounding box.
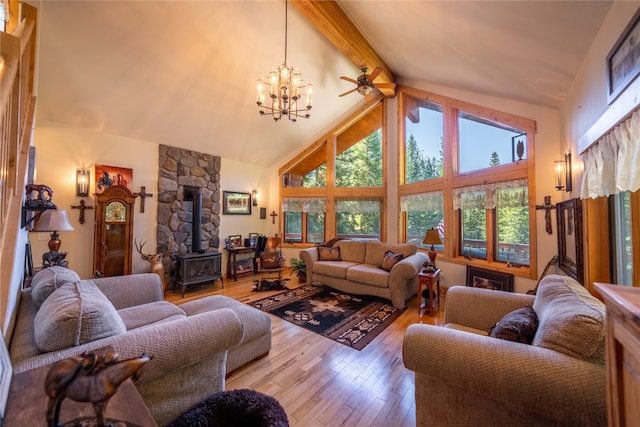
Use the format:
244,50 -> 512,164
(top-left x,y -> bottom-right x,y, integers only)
93,186 -> 136,277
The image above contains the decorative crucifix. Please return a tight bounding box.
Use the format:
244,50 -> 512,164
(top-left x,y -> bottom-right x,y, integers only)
535,195 -> 556,235
134,186 -> 154,213
270,210 -> 278,224
70,199 -> 93,224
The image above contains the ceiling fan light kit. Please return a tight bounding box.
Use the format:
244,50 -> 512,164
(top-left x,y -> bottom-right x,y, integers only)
339,66 -> 395,100
256,0 -> 312,122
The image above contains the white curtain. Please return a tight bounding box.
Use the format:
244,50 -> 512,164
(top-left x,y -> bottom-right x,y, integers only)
581,109 -> 640,199
400,191 -> 443,212
282,197 -> 326,213
453,179 -> 528,210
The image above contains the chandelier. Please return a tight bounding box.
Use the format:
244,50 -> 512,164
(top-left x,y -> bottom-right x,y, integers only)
256,0 -> 312,122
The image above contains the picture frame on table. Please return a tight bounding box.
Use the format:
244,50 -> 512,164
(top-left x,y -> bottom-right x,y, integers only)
228,235 -> 242,248
248,233 -> 259,247
607,9 -> 640,103
466,266 -> 514,292
222,191 -> 252,215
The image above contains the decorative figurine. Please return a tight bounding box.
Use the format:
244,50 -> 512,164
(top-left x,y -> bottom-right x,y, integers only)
42,251 -> 68,268
45,351 -> 151,427
25,183 -> 56,208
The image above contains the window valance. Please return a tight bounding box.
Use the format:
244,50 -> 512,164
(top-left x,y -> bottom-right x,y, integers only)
282,198 -> 326,213
400,191 -> 444,212
581,109 -> 640,199
453,179 -> 528,210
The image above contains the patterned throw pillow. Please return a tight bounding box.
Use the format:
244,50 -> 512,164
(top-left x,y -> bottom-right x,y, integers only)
317,246 -> 341,261
490,305 -> 539,344
380,250 -> 403,271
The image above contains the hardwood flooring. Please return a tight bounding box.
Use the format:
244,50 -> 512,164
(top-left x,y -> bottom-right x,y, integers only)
165,272 -> 444,427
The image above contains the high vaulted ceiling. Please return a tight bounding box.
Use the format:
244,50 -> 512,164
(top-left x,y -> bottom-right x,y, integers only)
33,1 -> 613,168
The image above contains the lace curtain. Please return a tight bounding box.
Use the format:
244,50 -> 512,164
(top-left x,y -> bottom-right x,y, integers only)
400,191 -> 443,212
282,198 -> 326,213
453,179 -> 528,210
581,109 -> 640,199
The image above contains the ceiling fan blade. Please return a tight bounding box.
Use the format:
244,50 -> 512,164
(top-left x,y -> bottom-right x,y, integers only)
339,88 -> 358,97
367,67 -> 383,81
374,82 -> 396,89
340,76 -> 359,84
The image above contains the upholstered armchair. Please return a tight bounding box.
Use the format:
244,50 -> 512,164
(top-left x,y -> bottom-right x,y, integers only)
403,275 -> 607,426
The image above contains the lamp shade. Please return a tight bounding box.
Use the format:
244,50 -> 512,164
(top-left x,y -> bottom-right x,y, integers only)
33,210 -> 75,232
423,228 -> 442,246
33,210 -> 75,252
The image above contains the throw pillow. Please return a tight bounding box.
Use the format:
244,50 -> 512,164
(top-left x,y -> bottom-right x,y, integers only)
490,305 -> 539,344
34,280 -> 126,352
380,251 -> 404,272
30,266 -> 81,309
318,246 -> 341,261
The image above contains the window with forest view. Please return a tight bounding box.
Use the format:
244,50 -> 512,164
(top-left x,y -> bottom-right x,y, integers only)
402,89 -> 535,272
336,129 -> 383,187
283,198 -> 326,244
612,191 -> 633,284
335,199 -> 381,240
405,100 -> 443,183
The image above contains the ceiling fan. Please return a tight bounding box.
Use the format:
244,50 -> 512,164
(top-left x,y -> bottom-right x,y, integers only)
339,66 -> 396,99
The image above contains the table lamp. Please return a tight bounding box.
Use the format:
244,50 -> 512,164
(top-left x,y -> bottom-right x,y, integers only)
33,209 -> 75,252
422,227 -> 442,267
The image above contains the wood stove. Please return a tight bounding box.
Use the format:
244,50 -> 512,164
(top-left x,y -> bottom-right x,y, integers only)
175,251 -> 222,297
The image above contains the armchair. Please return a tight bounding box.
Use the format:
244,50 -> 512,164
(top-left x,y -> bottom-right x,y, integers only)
403,275 -> 606,426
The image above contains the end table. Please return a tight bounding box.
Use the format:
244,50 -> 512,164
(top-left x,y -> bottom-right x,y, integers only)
417,269 -> 440,318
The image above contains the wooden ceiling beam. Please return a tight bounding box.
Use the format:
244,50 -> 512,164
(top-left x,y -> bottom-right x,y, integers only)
291,0 -> 396,98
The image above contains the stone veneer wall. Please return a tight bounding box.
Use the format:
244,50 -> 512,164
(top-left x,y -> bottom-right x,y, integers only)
157,144 -> 221,254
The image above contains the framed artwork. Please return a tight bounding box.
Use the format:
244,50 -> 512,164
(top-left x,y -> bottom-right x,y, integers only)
95,164 -> 133,194
234,258 -> 255,274
260,207 -> 267,220
607,9 -> 640,103
0,323 -> 12,424
466,266 -> 514,292
223,191 -> 251,215
228,235 -> 242,248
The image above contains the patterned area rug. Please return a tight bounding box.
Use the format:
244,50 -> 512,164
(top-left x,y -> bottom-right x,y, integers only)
249,284 -> 404,351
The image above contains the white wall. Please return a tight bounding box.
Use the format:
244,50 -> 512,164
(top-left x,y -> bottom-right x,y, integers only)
32,127 -> 272,281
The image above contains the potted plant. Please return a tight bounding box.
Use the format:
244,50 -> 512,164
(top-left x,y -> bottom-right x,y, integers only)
289,258 -> 306,283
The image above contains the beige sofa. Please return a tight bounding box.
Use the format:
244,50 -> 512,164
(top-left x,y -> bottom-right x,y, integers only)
10,268 -> 271,426
300,240 -> 429,309
403,274 -> 606,426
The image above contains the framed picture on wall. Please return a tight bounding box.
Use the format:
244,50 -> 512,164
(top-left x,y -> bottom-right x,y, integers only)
223,191 -> 251,215
607,9 -> 640,103
95,164 -> 133,194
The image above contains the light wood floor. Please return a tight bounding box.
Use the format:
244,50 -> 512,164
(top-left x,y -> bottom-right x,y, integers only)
165,273 -> 444,427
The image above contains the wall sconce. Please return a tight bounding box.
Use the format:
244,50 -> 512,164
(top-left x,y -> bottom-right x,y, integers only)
554,153 -> 572,192
76,166 -> 90,197
252,189 -> 258,206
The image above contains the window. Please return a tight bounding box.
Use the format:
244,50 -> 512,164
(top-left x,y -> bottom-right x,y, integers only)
401,90 -> 535,275
282,198 -> 326,244
612,191 -> 633,284
404,99 -> 443,183
336,129 -> 382,187
335,199 -> 381,240
459,111 -> 527,173
401,192 -> 444,250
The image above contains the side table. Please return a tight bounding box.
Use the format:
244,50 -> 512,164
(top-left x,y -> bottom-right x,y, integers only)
225,247 -> 257,281
417,269 -> 440,318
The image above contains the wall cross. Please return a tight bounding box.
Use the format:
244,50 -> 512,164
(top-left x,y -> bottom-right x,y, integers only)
70,199 -> 93,224
134,186 -> 154,213
535,195 -> 556,235
270,210 -> 278,224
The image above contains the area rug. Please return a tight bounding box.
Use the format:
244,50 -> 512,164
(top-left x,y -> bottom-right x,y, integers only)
249,284 -> 404,350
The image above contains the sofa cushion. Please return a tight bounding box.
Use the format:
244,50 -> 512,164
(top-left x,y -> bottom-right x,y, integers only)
118,301 -> 186,330
313,261 -> 358,279
365,241 -> 417,266
318,246 -> 341,261
334,240 -> 366,263
346,265 -> 389,288
532,275 -> 606,363
34,280 -> 127,352
490,305 -> 539,344
30,266 -> 81,309
380,251 -> 404,271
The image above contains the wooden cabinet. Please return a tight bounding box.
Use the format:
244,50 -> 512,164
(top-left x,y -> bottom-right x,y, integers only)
594,283 -> 640,427
93,186 -> 136,277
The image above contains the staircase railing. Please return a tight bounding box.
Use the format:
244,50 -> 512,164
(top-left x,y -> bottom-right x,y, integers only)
0,2 -> 37,335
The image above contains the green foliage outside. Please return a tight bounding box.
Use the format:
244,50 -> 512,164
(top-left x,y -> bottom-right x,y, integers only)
405,134 -> 443,183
